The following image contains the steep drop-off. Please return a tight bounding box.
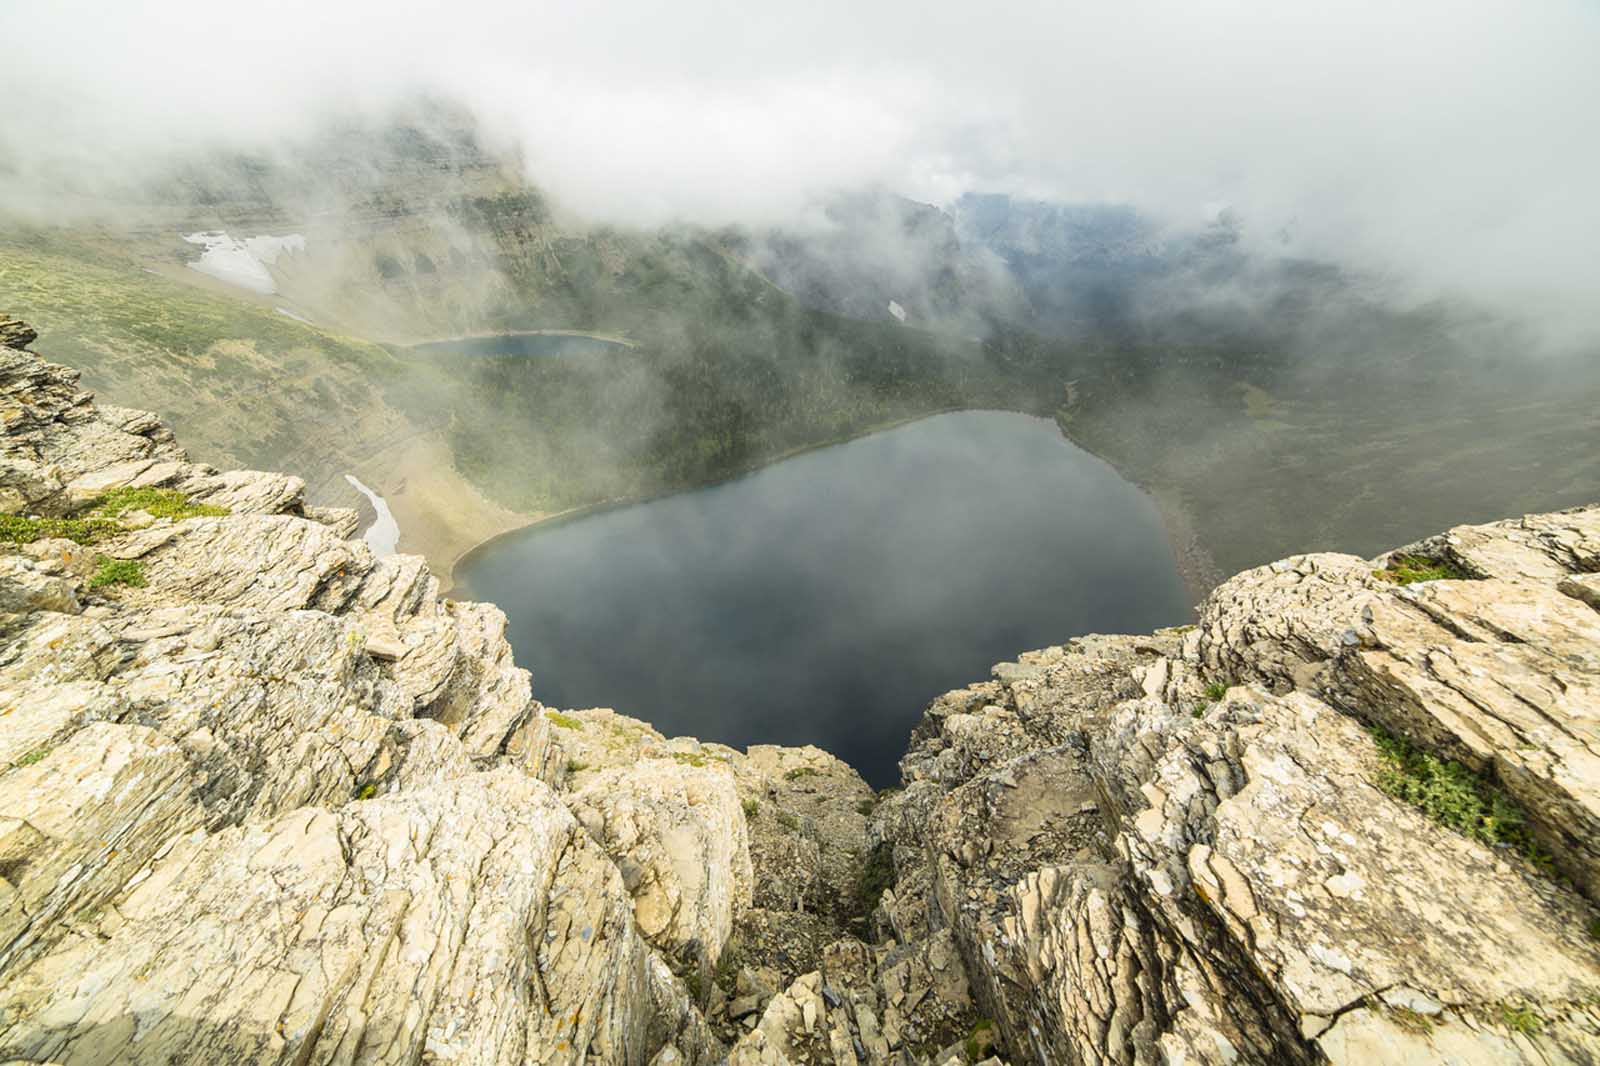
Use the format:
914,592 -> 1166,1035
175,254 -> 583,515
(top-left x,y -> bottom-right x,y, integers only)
2,319 -> 1599,1065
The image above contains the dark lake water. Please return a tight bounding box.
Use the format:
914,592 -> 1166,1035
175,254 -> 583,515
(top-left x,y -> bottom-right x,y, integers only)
456,411 -> 1190,786
410,332 -> 630,358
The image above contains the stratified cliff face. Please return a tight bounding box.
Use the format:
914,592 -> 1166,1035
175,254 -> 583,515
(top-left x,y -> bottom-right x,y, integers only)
2,317 -> 1598,1066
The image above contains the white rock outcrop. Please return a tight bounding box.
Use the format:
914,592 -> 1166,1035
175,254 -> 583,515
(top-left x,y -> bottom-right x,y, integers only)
4,322 -> 1599,1065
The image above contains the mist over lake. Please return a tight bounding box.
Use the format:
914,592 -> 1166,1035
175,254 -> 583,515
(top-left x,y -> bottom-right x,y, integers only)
458,411 -> 1190,785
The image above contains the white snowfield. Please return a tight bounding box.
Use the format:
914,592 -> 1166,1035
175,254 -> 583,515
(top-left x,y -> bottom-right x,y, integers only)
182,231 -> 306,294
887,299 -> 908,322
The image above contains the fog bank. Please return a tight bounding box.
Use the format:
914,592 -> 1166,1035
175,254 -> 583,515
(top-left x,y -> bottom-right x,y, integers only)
2,0 -> 1597,333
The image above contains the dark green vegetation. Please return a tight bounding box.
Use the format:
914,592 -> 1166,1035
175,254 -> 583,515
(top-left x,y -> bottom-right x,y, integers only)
1369,726 -> 1548,870
1,221 -> 1103,531
964,1018 -> 996,1062
5,112 -> 1595,591
398,239 -> 1099,515
852,842 -> 896,921
1193,680 -> 1230,717
88,557 -> 146,589
1377,553 -> 1473,585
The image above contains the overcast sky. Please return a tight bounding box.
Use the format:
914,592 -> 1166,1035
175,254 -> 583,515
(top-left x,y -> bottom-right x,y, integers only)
3,0 -> 1597,329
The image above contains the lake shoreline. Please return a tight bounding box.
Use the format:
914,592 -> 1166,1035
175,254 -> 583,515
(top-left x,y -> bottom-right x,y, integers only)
441,404 -> 1219,611
451,409 -> 1191,782
1051,418 -> 1223,607
443,406 -> 967,593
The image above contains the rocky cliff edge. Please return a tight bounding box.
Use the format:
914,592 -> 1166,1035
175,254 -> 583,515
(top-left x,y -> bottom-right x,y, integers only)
1,317 -> 1598,1065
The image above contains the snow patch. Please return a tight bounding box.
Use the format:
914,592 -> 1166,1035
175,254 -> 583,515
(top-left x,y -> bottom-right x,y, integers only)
344,474 -> 400,557
182,231 -> 305,295
887,300 -> 907,323
275,307 -> 314,326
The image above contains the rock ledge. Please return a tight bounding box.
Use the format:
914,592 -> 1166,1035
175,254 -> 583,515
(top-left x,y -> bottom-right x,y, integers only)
2,323 -> 1598,1065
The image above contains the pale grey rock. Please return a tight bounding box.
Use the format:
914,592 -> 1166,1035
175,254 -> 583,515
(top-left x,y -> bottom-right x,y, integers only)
873,529 -> 1600,1065
4,330 -> 1599,1066
1560,572 -> 1600,610
569,760 -> 754,964
0,771 -> 655,1065
1200,510 -> 1600,903
0,556 -> 79,616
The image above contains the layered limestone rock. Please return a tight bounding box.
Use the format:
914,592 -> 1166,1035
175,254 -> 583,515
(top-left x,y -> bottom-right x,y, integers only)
865,509 -> 1600,1065
3,321 -> 1599,1066
0,771 -> 654,1064
568,760 -> 753,963
0,330 -> 765,1064
520,707 -> 892,1046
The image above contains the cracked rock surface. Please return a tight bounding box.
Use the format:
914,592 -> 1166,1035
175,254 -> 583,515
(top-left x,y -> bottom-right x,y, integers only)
4,324 -> 1600,1065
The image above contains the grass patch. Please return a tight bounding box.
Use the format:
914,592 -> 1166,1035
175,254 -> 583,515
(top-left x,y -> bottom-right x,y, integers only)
86,487 -> 227,521
784,766 -> 823,781
856,798 -> 879,816
354,782 -> 378,801
775,810 -> 799,831
13,747 -> 51,768
1500,1003 -> 1544,1037
0,489 -> 226,548
1202,681 -> 1229,701
964,1018 -> 995,1062
88,557 -> 146,589
0,233 -> 392,369
672,752 -> 708,768
0,513 -> 122,546
1370,726 -> 1548,868
1377,553 -> 1472,585
742,798 -> 759,818
566,759 -> 589,774
545,711 -> 583,730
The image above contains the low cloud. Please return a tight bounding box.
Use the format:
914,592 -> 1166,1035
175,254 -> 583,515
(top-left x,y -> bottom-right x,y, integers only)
3,0 -> 1597,334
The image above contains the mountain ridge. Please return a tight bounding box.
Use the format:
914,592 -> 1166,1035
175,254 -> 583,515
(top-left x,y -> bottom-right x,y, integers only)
3,319 -> 1599,1064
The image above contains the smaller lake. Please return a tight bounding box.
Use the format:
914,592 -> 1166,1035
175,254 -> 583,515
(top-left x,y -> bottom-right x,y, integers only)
457,411 -> 1190,786
410,332 -> 631,359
